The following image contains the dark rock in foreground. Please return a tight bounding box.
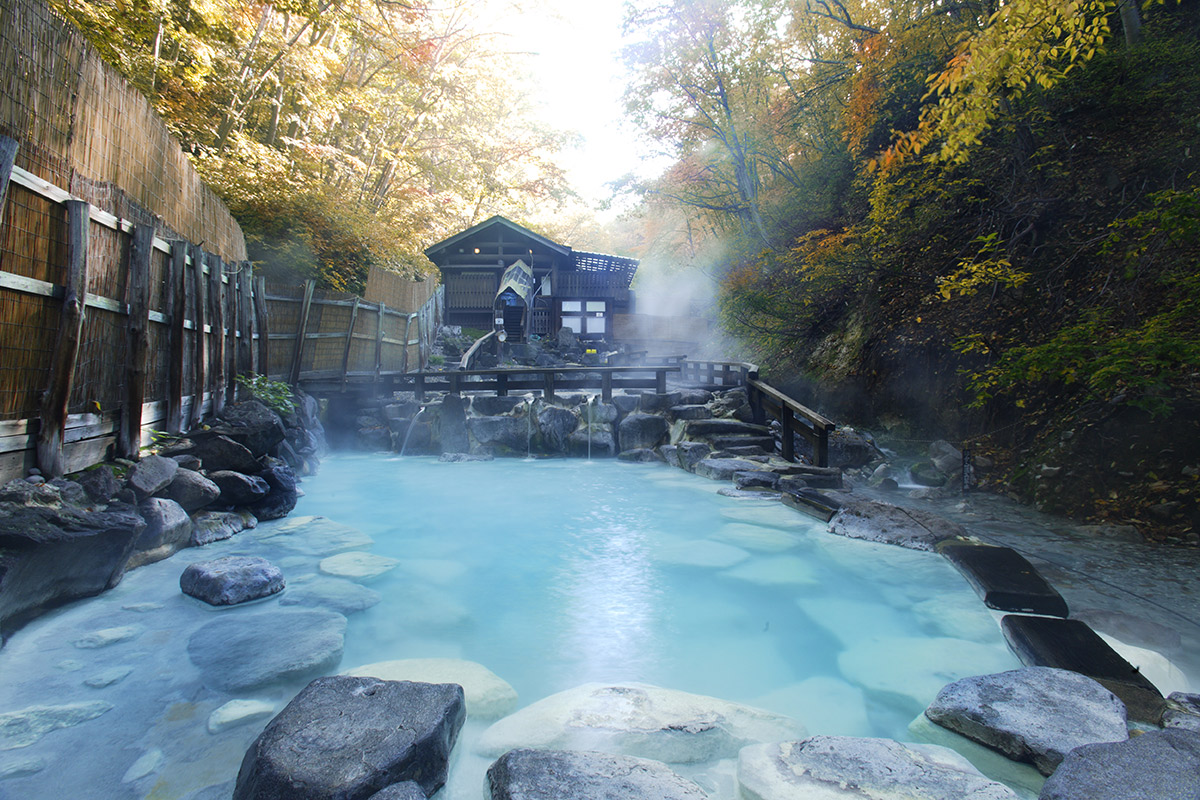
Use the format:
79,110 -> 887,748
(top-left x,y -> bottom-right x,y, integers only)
487,749 -> 706,800
180,556 -> 285,606
188,609 -> 346,691
234,676 -> 465,800
1039,728 -> 1200,800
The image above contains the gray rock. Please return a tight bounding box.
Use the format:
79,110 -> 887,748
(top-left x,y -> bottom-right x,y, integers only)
0,701 -> 113,749
0,477 -> 62,506
190,510 -> 256,546
586,402 -> 619,424
735,471 -> 780,490
925,667 -> 1128,775
171,454 -> 203,471
188,609 -> 347,692
610,394 -> 640,415
537,406 -> 578,453
0,500 -> 144,643
658,444 -> 681,467
694,458 -> 764,481
1164,692 -> 1200,732
233,676 -> 465,800
73,465 -> 121,503
796,426 -> 883,469
182,434 -> 262,474
49,477 -> 89,506
247,462 -> 298,521
434,394 -> 469,454
214,401 -> 287,457
910,461 -> 948,487
676,442 -> 712,472
568,427 -> 616,458
638,392 -> 683,414
683,418 -> 771,439
667,405 -> 712,422
471,396 -> 524,416
828,499 -> 965,551
678,388 -> 713,405
617,448 -> 666,463
618,413 -> 669,452
209,470 -> 271,506
778,465 -> 843,489
181,556 -> 285,606
738,737 -> 1019,800
930,440 -> 963,474
487,749 -> 706,800
128,497 -> 194,568
469,416 -> 529,454
127,455 -> 179,500
439,452 -> 495,462
366,782 -> 426,800
279,577 -> 382,614
161,468 -> 221,512
1039,728 -> 1200,800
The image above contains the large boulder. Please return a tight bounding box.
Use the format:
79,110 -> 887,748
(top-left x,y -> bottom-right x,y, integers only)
676,442 -> 712,472
433,394 -> 469,454
1039,728 -> 1200,800
537,406 -> 578,453
180,556 -> 285,606
73,465 -> 121,503
828,499 -> 966,551
177,434 -> 262,474
477,682 -> 803,763
617,413 -> 669,452
925,667 -> 1127,775
737,737 -> 1019,800
188,609 -> 347,692
694,458 -> 764,481
795,426 -> 883,469
472,396 -> 525,416
342,658 -> 517,720
637,392 -> 683,414
0,496 -> 144,642
468,416 -> 530,454
161,468 -> 221,512
209,470 -> 271,506
567,427 -> 616,458
190,509 -> 256,546
214,400 -> 287,458
487,749 -> 706,800
128,497 -> 193,568
233,676 -> 465,800
247,462 -> 299,521
126,455 -> 179,500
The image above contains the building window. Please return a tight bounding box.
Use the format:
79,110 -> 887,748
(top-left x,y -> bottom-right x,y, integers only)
586,301 -> 606,312
561,300 -> 582,312
562,316 -> 583,333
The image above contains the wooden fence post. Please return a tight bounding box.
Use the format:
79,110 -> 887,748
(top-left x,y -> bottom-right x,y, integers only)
289,280 -> 315,385
118,224 -> 154,459
236,265 -> 253,392
779,405 -> 795,463
375,302 -> 386,380
208,254 -> 226,416
188,245 -> 207,427
341,297 -> 360,388
401,313 -> 412,374
36,200 -> 90,476
0,136 -> 16,223
165,243 -> 186,433
253,275 -> 269,377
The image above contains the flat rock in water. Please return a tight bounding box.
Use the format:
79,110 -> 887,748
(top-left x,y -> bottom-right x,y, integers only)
828,499 -> 965,551
1039,728 -> 1200,800
487,748 -> 706,800
180,556 -> 285,606
187,609 -> 347,692
264,516 -> 374,556
84,666 -> 134,688
190,510 -> 256,546
208,700 -> 277,734
839,636 -> 1017,707
653,538 -> 751,569
694,458 -> 767,481
924,667 -> 1127,775
737,737 -> 1019,800
233,676 -> 465,800
711,523 -> 803,553
74,625 -> 140,648
941,544 -> 1068,617
278,577 -> 381,615
342,658 -> 518,720
476,682 -> 804,763
722,555 -> 819,587
1001,615 -> 1166,724
319,552 -> 399,581
366,782 -> 426,800
0,701 -> 113,749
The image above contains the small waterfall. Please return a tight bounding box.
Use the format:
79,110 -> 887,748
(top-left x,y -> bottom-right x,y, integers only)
524,394 -> 535,460
399,406 -> 425,457
586,395 -> 594,461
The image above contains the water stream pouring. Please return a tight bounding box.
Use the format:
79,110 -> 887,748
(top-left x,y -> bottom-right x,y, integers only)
399,406 -> 425,457
586,395 -> 595,461
525,394 -> 535,460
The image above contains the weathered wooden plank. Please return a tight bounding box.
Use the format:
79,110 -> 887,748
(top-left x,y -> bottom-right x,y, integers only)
188,245 -> 208,428
375,302 -> 387,379
165,244 -> 186,432
118,225 -> 154,459
0,135 -> 16,219
35,200 -> 90,477
340,297 -> 360,389
253,275 -> 269,375
289,280 -> 316,385
237,265 -> 253,388
401,314 -> 412,373
208,254 -> 227,416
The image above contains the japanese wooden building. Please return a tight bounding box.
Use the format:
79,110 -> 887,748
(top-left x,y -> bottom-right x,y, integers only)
424,216 -> 638,342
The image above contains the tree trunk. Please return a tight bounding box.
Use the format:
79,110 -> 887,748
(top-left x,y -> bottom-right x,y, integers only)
1118,0 -> 1142,47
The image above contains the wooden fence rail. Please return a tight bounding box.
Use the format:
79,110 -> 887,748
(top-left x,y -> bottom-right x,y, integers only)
0,136 -> 265,481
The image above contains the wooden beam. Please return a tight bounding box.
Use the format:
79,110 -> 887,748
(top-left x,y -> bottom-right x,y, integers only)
36,200 -> 90,476
236,265 -> 253,392
253,275 -> 269,376
208,254 -> 227,416
188,245 -> 207,428
118,225 -> 154,459
341,297 -> 360,389
0,136 -> 16,224
164,243 -> 186,433
288,280 -> 315,385
401,313 -> 412,373
375,301 -> 386,379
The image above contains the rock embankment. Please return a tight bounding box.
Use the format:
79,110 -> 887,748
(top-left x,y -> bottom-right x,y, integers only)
0,392 -> 325,645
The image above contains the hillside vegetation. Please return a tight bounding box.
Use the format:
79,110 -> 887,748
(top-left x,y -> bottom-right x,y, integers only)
618,0 -> 1200,541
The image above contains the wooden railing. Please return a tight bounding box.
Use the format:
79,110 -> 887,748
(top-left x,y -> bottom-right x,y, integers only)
354,365 -> 681,403
678,359 -> 756,388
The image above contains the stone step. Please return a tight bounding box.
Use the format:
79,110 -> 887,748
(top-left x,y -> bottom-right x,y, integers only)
940,544 -> 1069,617
1001,615 -> 1166,724
682,419 -> 771,439
781,488 -> 845,522
709,435 -> 776,451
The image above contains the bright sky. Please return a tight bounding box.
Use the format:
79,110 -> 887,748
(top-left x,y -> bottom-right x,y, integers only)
487,0 -> 661,212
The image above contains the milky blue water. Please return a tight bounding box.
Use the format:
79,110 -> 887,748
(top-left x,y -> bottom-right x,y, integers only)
0,455 -> 1033,799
